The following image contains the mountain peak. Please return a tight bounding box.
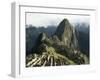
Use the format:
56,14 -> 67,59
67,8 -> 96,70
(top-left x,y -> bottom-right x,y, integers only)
61,18 -> 70,24
26,18 -> 89,67
54,18 -> 78,49
55,18 -> 72,35
57,18 -> 70,30
55,18 -> 72,39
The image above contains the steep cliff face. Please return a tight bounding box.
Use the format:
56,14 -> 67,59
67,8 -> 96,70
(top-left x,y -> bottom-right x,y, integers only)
26,18 -> 89,67
54,19 -> 79,49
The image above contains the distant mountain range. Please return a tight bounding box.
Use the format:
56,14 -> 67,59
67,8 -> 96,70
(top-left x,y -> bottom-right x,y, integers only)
26,18 -> 89,67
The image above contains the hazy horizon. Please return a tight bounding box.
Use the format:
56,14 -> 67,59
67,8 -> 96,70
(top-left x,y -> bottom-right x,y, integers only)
26,13 -> 90,28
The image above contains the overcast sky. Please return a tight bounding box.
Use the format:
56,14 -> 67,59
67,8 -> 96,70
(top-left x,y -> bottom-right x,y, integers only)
26,13 -> 90,27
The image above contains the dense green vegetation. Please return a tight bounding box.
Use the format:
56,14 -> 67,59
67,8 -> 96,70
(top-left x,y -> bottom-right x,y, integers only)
26,19 -> 89,67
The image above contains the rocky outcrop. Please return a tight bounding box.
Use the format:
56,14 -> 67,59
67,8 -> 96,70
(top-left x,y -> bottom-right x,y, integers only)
26,18 -> 89,67
54,19 -> 79,49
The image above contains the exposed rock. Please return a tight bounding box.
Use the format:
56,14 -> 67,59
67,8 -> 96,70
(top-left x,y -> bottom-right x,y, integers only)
54,19 -> 79,49
26,18 -> 89,67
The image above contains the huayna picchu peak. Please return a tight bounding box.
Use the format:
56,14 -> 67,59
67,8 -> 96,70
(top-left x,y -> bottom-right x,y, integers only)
26,18 -> 89,67
54,18 -> 79,49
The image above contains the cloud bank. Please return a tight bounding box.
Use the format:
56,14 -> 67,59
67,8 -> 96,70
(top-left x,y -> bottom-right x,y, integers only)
26,13 -> 90,27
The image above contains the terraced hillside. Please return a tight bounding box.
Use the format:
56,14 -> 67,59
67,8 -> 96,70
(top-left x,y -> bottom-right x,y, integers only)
26,18 -> 89,67
26,47 -> 76,67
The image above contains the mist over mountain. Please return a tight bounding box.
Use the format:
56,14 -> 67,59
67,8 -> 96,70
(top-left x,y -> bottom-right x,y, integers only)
75,22 -> 89,56
26,19 -> 89,67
